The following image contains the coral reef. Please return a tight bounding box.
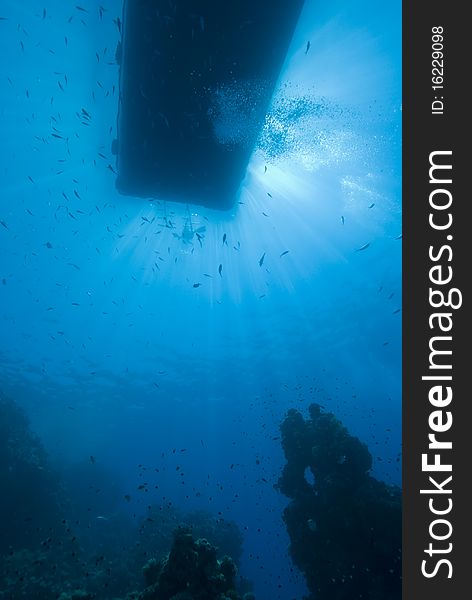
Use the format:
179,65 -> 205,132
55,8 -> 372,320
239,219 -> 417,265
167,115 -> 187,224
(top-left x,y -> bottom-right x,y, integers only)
136,505 -> 244,568
133,526 -> 248,600
58,591 -> 94,600
0,395 -> 65,555
0,396 -> 252,599
277,403 -> 401,600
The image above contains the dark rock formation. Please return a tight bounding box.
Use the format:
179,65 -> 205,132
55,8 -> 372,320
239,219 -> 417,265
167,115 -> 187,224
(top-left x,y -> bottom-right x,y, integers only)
0,394 -> 65,554
277,404 -> 401,600
136,526 -> 248,600
136,505 -> 244,569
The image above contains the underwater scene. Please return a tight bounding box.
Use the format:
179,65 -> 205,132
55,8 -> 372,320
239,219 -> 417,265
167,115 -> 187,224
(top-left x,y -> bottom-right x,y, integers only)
0,1 -> 401,599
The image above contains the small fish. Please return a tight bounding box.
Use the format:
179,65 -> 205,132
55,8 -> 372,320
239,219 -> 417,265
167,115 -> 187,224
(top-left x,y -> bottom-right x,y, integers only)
341,215 -> 345,225
305,41 -> 311,55
222,233 -> 227,245
307,518 -> 317,532
355,243 -> 370,252
0,220 -> 8,229
90,455 -> 96,464
368,203 -> 375,209
394,233 -> 402,240
75,5 -> 88,12
45,241 -> 53,249
193,283 -> 202,288
267,192 -> 272,198
259,252 -> 266,267
264,165 -> 267,173
218,264 -> 223,277
123,494 -> 131,502
280,250 -> 289,258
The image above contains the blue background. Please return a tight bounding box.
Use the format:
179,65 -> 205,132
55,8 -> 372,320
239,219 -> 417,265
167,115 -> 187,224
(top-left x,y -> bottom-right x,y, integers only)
0,1 -> 401,597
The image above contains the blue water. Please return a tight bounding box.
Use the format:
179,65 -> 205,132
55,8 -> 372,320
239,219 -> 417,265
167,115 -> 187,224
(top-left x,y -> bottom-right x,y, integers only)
0,1 -> 401,598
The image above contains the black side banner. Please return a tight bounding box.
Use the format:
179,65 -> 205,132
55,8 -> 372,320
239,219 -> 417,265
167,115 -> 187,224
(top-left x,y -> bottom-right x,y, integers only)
403,2 -> 470,599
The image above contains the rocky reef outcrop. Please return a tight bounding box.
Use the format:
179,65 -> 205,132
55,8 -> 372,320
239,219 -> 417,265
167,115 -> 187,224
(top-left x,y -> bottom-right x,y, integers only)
0,394 -> 65,555
277,403 -> 401,600
131,526 -> 252,600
